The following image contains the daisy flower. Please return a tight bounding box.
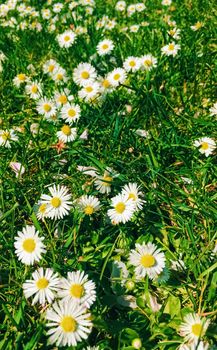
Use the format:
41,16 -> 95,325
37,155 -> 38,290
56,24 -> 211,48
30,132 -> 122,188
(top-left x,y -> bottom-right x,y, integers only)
162,0 -> 172,5
193,137 -> 216,157
60,103 -> 81,124
129,242 -> 166,280
105,19 -> 117,30
51,67 -> 68,84
0,129 -> 18,148
13,73 -> 28,87
127,4 -> 136,15
54,89 -> 74,106
190,22 -> 203,31
96,39 -> 114,56
43,59 -> 60,75
98,75 -> 114,94
23,268 -> 60,305
58,270 -> 96,308
115,1 -> 126,11
14,225 -> 46,265
80,0 -> 95,6
53,2 -> 63,13
73,62 -> 97,87
78,82 -> 100,102
25,81 -> 42,99
36,98 -> 57,119
161,42 -> 181,56
140,54 -> 157,71
130,25 -> 140,33
136,3 -> 146,12
107,193 -> 136,224
168,27 -> 181,40
121,183 -> 145,210
36,202 -> 49,221
42,8 -> 51,19
85,347 -> 99,350
76,195 -> 101,215
57,125 -> 77,143
179,313 -> 210,343
94,168 -> 115,194
107,68 -> 127,87
39,184 -> 72,220
179,341 -> 209,350
209,102 -> 217,116
123,56 -> 141,72
46,300 -> 92,347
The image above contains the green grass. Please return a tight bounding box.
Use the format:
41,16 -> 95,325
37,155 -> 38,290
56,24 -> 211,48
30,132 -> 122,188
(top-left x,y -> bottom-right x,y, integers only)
0,0 -> 217,349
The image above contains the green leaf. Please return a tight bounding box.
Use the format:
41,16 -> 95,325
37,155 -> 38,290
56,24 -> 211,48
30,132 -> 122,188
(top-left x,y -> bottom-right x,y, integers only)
163,295 -> 181,318
23,326 -> 43,350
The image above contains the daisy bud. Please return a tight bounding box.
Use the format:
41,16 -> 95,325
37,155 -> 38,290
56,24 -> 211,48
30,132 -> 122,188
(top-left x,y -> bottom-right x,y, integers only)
132,338 -> 142,349
10,162 -> 25,178
126,280 -> 135,291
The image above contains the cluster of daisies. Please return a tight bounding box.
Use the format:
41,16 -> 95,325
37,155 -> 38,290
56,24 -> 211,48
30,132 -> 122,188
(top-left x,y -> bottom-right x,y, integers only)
14,223 -> 212,348
0,0 -> 95,32
1,0 -> 216,348
14,224 -> 96,347
113,245 -> 212,350
35,178 -> 144,225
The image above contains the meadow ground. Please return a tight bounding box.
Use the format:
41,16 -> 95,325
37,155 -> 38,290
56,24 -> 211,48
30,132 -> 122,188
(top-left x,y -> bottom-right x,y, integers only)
0,0 -> 216,349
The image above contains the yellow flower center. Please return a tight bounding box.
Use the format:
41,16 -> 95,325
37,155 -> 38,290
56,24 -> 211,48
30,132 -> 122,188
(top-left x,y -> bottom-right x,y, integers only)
85,86 -> 93,93
195,22 -> 202,29
84,205 -> 94,215
103,176 -> 112,186
70,284 -> 84,298
2,131 -> 10,141
48,64 -> 55,72
43,104 -> 51,112
64,35 -> 70,41
61,125 -> 71,136
102,79 -> 110,88
60,316 -> 77,332
129,61 -> 136,67
128,193 -> 136,200
68,109 -> 76,117
39,203 -> 47,213
31,85 -> 38,93
102,44 -> 109,50
201,142 -> 209,150
144,59 -> 152,66
168,43 -> 175,51
22,238 -> 36,253
191,323 -> 203,337
81,71 -> 90,79
115,202 -> 126,214
140,254 -> 156,268
36,277 -> 49,289
58,95 -> 67,104
56,73 -> 63,80
18,74 -> 26,81
113,73 -> 120,81
51,197 -> 62,208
